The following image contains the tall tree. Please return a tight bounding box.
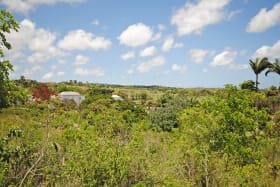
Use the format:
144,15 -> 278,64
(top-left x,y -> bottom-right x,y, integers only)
249,57 -> 271,91
265,58 -> 280,76
0,10 -> 19,108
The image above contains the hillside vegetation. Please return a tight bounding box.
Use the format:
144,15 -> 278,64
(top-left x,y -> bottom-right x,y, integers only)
1,82 -> 280,186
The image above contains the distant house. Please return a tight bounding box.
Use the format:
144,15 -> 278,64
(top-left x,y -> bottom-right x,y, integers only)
59,91 -> 85,105
112,94 -> 123,101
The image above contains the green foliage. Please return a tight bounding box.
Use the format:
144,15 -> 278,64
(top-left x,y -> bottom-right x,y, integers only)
148,92 -> 196,132
0,84 -> 279,186
240,80 -> 255,90
178,85 -> 274,185
0,9 -> 19,109
249,57 -> 271,90
266,58 -> 280,76
149,106 -> 179,132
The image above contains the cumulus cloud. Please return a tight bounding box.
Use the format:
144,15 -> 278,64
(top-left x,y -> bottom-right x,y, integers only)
252,40 -> 280,59
189,49 -> 215,64
210,48 -> 248,69
247,3 -> 280,33
120,51 -> 135,60
1,0 -> 86,14
158,24 -> 166,31
118,23 -> 153,47
42,72 -> 54,80
74,67 -> 105,76
137,56 -> 166,73
161,36 -> 183,52
57,71 -> 66,76
74,55 -> 90,65
22,65 -> 43,78
127,69 -> 134,74
92,19 -> 100,26
171,0 -> 230,35
140,46 -> 157,57
58,29 -> 112,51
6,19 -> 65,64
171,64 -> 187,73
210,48 -> 237,67
152,32 -> 162,41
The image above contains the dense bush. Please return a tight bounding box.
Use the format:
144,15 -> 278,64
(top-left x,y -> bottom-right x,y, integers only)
0,84 -> 279,186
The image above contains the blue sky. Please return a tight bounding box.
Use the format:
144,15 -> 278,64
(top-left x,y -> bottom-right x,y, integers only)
1,0 -> 279,88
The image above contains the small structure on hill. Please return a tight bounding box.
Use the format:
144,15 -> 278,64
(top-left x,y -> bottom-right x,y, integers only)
59,91 -> 85,105
112,94 -> 123,101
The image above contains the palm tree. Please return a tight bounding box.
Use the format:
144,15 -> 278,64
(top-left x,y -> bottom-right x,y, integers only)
249,57 -> 271,91
265,58 -> 280,76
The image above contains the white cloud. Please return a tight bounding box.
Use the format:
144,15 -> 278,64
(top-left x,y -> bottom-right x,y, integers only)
58,59 -> 67,64
127,69 -> 134,74
42,72 -> 54,80
174,43 -> 184,48
189,49 -> 215,64
210,48 -> 237,67
22,65 -> 43,78
51,65 -> 57,70
58,29 -> 112,51
120,51 -> 135,60
252,40 -> 280,59
171,0 -> 230,35
162,37 -> 174,52
74,55 -> 90,65
27,46 -> 65,63
227,9 -> 242,20
152,32 -> 162,41
247,3 -> 280,33
171,64 -> 187,73
229,64 -> 248,70
137,56 -> 166,73
210,49 -> 247,69
140,46 -> 157,57
161,36 -> 183,52
57,71 -> 65,76
1,0 -> 86,14
92,19 -> 99,26
74,67 -> 105,76
6,19 -> 65,64
158,24 -> 166,31
118,23 -> 153,47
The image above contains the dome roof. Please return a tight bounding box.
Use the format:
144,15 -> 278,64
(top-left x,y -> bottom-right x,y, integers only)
59,91 -> 81,96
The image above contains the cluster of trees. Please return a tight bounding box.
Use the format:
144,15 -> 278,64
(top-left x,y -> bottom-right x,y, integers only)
249,57 -> 280,90
0,84 -> 279,186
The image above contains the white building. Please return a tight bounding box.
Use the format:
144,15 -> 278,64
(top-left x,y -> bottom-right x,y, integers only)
59,91 -> 85,105
112,94 -> 123,101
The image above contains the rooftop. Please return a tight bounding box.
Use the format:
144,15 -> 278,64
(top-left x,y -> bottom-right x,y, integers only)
59,91 -> 82,96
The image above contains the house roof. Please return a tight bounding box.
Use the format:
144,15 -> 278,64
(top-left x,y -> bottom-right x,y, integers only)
59,91 -> 81,96
112,94 -> 123,101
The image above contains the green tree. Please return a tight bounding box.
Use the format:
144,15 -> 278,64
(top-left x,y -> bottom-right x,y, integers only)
240,80 -> 255,90
265,58 -> 280,76
0,10 -> 19,109
249,57 -> 271,90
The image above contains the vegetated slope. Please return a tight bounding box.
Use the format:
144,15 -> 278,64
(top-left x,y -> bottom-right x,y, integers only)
0,83 -> 279,186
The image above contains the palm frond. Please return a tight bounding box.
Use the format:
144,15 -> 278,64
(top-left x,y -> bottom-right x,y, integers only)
265,58 -> 280,76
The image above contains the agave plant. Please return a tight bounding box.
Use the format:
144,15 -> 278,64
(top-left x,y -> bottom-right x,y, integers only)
249,57 -> 271,90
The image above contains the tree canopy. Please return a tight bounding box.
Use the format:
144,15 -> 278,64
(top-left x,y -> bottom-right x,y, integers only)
249,57 -> 271,91
0,9 -> 19,109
